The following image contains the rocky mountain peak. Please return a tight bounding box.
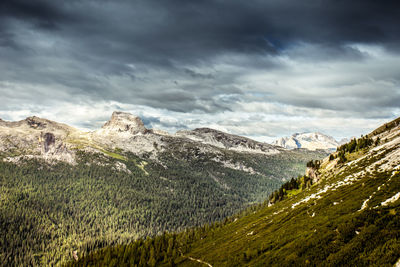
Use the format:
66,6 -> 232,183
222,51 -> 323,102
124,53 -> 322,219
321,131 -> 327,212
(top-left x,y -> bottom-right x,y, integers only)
272,132 -> 339,151
101,111 -> 147,134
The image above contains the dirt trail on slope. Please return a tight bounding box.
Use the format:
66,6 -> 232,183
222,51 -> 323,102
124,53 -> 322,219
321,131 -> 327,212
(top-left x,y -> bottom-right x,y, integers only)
187,256 -> 213,267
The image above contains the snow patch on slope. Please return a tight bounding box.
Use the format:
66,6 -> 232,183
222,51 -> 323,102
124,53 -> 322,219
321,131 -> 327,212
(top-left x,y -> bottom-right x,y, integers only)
292,174 -> 361,209
381,192 -> 400,206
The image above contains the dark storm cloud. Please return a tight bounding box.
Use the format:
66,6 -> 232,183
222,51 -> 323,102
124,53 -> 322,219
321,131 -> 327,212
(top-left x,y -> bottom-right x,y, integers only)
65,0 -> 400,60
3,0 -> 400,62
0,0 -> 399,118
0,0 -> 73,31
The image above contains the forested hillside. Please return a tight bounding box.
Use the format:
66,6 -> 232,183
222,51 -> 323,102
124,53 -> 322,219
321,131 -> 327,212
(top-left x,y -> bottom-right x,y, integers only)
0,145 -> 323,266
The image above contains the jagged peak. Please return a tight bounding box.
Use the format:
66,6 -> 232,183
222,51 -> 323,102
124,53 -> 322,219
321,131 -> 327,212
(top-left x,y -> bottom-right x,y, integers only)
101,111 -> 147,134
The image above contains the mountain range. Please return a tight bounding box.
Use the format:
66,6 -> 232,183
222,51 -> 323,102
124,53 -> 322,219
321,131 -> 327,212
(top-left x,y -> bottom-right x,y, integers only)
272,132 -> 348,151
0,111 -> 326,266
0,111 -> 291,165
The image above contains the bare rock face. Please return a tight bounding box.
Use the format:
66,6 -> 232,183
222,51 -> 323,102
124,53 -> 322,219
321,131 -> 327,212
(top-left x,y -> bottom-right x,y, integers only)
101,111 -> 147,135
37,131 -> 75,164
42,132 -> 56,152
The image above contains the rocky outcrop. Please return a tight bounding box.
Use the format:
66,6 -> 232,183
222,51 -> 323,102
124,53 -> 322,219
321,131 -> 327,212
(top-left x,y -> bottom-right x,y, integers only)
26,116 -> 47,129
306,167 -> 320,184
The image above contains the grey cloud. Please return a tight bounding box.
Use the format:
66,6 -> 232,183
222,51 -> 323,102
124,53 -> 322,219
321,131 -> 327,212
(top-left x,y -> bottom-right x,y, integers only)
183,69 -> 214,80
285,43 -> 368,62
140,116 -> 189,131
0,0 -> 399,140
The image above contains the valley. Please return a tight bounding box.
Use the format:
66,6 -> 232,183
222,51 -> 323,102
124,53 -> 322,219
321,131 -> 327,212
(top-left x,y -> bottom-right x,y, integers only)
69,117 -> 400,266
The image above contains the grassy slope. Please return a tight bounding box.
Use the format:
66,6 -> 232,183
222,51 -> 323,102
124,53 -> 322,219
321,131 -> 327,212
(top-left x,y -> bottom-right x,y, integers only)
179,147 -> 400,266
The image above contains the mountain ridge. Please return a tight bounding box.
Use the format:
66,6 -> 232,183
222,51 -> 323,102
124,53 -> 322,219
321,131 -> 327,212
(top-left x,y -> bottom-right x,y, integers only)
0,111 -> 285,165
176,127 -> 280,155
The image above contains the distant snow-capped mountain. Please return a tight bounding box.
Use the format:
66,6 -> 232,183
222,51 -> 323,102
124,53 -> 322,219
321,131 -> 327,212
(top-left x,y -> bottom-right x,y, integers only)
272,132 -> 339,151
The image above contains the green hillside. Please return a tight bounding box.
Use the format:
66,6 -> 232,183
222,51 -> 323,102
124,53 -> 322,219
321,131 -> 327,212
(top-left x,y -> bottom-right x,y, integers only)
70,118 -> 400,266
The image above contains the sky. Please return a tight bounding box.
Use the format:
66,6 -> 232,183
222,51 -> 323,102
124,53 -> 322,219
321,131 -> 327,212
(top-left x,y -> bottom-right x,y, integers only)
1,0 -> 400,143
